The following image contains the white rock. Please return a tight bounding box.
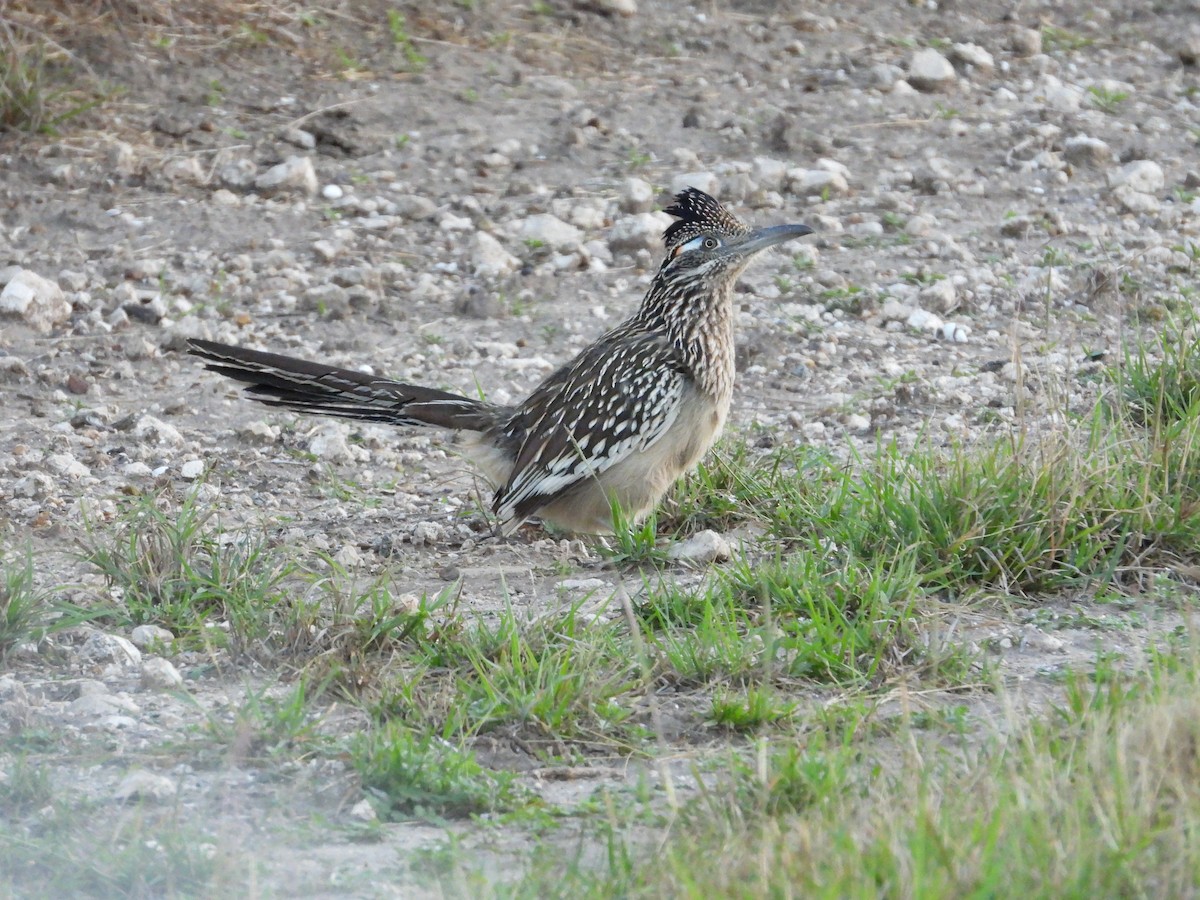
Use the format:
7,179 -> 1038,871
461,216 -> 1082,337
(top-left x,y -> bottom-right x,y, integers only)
589,0 -> 636,14
906,308 -> 944,332
0,269 -> 70,333
356,214 -> 397,231
671,171 -> 719,197
1108,159 -> 1165,194
47,453 -> 90,479
941,322 -> 970,342
14,472 -> 55,498
1018,266 -> 1069,302
1113,186 -> 1160,215
848,221 -> 882,238
161,156 -> 207,185
999,215 -> 1036,238
608,213 -> 673,253
218,159 -> 258,188
620,177 -> 656,212
312,239 -> 340,262
254,156 -> 318,196
69,692 -> 140,716
942,414 -> 966,433
904,215 -> 936,236
439,212 -> 473,232
394,592 -> 422,615
752,157 -> 790,191
581,239 -> 613,267
816,158 -> 851,179
410,522 -> 444,546
238,421 -> 279,446
666,530 -> 732,565
280,127 -> 316,149
108,140 -> 137,176
77,679 -> 111,698
140,657 -> 184,690
307,423 -> 354,461
1036,75 -> 1083,112
950,42 -> 994,72
565,201 -> 606,230
179,459 -> 205,480
1018,624 -> 1065,652
1063,134 -> 1113,167
321,183 -> 344,200
133,415 -> 185,447
350,798 -> 378,821
845,413 -> 872,433
79,631 -> 142,669
114,770 -> 177,802
130,624 -> 175,649
919,279 -> 958,313
471,231 -> 520,277
394,194 -> 438,219
517,214 -> 583,250
0,354 -> 29,377
786,168 -> 849,196
880,297 -> 913,321
1009,26 -> 1042,56
211,188 -> 241,206
477,340 -> 520,358
868,63 -> 904,91
907,49 -> 957,92
58,269 -> 87,291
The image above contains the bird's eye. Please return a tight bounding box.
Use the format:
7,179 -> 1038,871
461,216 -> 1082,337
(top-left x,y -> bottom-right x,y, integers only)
673,234 -> 720,258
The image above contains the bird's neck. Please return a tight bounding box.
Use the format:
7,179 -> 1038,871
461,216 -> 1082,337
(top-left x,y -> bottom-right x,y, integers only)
635,275 -> 736,404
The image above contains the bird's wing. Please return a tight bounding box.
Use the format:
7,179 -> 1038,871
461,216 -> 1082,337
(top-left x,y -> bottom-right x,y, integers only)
493,332 -> 688,529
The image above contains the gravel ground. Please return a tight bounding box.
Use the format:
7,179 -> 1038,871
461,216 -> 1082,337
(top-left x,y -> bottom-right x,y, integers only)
2,0 -> 1199,893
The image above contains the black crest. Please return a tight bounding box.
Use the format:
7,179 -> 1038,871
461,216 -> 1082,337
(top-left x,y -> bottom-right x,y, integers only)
662,188 -> 749,252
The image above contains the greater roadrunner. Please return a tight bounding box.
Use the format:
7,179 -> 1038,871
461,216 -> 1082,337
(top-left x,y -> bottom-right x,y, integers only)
188,188 -> 812,535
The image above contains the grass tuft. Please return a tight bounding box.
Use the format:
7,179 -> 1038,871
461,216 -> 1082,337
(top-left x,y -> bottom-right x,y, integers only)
354,725 -> 525,821
0,804 -> 223,897
0,20 -> 104,134
1114,322 -> 1200,428
446,605 -> 643,742
0,546 -> 56,657
78,488 -> 294,653
711,686 -> 797,730
662,373 -> 1200,597
508,636 -> 1200,896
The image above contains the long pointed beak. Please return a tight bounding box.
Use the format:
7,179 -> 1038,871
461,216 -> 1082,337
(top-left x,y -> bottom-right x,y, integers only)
728,223 -> 814,257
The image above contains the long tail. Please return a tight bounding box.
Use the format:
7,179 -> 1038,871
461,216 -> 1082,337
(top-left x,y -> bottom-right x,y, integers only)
187,339 -> 500,431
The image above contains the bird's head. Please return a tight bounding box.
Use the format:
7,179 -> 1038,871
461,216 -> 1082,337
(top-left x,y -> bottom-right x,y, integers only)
659,188 -> 813,282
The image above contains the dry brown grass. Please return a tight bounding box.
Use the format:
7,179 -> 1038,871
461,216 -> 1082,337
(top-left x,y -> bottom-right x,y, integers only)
0,1 -> 325,133
2,1 -> 303,46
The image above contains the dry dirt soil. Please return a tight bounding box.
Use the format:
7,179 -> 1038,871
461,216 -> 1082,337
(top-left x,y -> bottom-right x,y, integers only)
1,0 -> 1199,896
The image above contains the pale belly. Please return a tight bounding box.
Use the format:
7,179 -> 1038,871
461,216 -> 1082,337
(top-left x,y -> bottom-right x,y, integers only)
464,386 -> 728,534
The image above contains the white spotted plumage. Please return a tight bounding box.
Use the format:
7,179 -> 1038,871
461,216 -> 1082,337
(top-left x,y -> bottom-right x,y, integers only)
490,332 -> 688,530
189,188 -> 812,534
